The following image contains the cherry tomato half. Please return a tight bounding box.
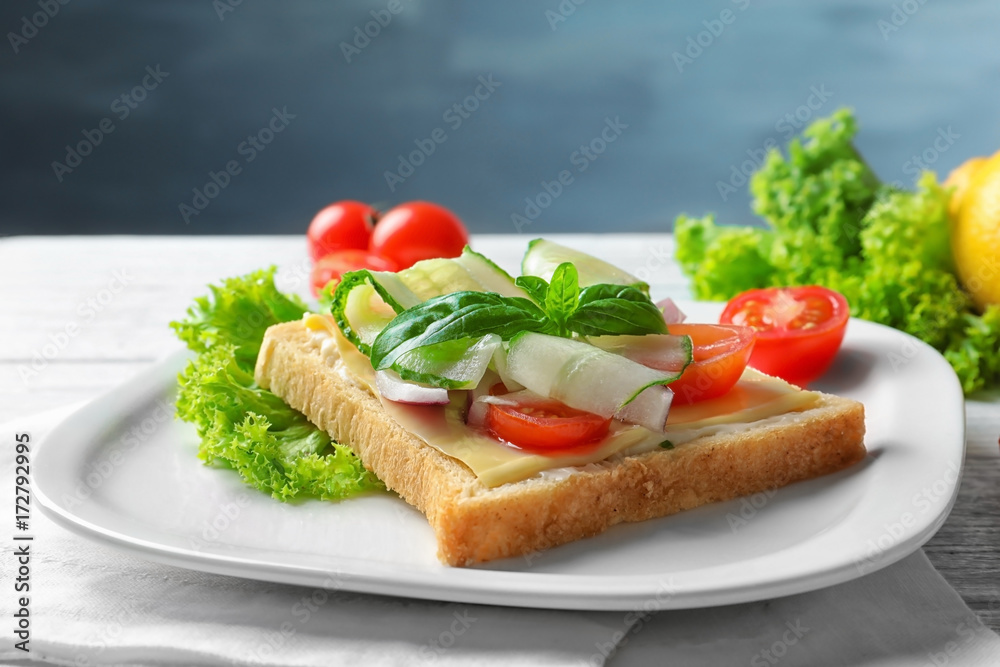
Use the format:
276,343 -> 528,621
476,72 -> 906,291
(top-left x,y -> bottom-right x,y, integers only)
719,286 -> 850,387
369,201 -> 468,269
665,324 -> 756,405
485,395 -> 611,453
310,249 -> 398,296
307,201 -> 378,262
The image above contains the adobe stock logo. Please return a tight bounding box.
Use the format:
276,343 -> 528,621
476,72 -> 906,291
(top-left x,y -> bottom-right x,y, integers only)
7,0 -> 71,54
340,0 -> 414,63
715,84 -> 833,202
510,116 -> 628,232
672,0 -> 752,73
382,75 -> 501,193
877,0 -> 930,40
178,106 -> 296,224
51,65 -> 170,183
545,0 -> 587,30
213,0 -> 244,21
18,269 -> 134,384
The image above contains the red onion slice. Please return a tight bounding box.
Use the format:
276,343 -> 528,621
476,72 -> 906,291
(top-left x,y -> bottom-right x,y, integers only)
656,297 -> 687,325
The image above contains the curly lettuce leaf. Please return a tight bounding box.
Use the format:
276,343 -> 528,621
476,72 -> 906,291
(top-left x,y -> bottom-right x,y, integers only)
839,173 -> 969,350
170,266 -> 309,369
750,108 -> 880,279
674,108 -> 1000,394
860,173 -> 953,274
674,214 -> 775,300
945,305 -> 1000,395
172,269 -> 383,501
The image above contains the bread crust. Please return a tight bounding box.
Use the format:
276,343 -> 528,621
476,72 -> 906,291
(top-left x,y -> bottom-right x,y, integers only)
256,320 -> 866,566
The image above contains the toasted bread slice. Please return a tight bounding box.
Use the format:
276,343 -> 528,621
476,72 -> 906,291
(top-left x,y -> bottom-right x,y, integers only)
255,320 -> 866,566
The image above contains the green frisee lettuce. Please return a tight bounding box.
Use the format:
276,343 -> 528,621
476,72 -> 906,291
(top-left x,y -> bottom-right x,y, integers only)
674,108 -> 1000,395
171,267 -> 383,501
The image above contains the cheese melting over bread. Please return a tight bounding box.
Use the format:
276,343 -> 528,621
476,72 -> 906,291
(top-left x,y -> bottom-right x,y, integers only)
300,313 -> 821,487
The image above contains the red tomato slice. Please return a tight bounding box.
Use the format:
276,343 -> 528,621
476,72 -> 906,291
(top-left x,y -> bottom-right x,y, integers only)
369,201 -> 469,269
310,249 -> 398,296
665,324 -> 756,405
307,201 -> 378,262
485,394 -> 611,453
719,286 -> 850,387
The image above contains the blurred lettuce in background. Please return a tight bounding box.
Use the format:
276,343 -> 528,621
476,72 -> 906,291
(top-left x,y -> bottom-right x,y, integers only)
675,108 -> 1000,395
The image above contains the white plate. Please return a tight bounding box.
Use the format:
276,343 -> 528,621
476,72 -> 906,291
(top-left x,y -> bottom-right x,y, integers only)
32,301 -> 965,611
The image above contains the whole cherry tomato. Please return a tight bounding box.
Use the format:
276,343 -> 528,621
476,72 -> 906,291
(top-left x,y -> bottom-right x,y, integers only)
306,201 -> 378,262
310,249 -> 398,296
369,201 -> 468,269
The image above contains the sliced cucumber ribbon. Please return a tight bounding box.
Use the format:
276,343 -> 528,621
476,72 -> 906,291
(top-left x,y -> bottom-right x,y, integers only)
586,334 -> 693,374
521,238 -> 649,292
504,332 -> 689,422
331,248 -> 527,355
332,270 -> 419,355
391,333 -> 501,390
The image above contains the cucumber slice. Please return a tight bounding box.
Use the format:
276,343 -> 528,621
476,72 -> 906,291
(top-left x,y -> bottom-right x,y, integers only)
367,270 -> 424,311
333,270 -> 421,354
398,247 -> 528,301
341,283 -> 395,350
614,384 -> 673,433
490,343 -> 525,391
333,248 -> 530,354
521,239 -> 648,291
453,247 -> 527,298
505,332 -> 683,418
396,257 -> 486,302
393,333 -> 501,389
586,334 -> 693,374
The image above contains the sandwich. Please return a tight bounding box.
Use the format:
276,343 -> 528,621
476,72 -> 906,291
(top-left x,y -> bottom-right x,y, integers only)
253,240 -> 866,566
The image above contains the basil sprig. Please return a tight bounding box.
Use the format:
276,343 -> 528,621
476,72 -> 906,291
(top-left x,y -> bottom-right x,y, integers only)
370,291 -> 553,373
569,283 -> 669,336
369,262 -> 667,374
516,263 -> 667,338
512,275 -> 548,303
542,262 -> 580,337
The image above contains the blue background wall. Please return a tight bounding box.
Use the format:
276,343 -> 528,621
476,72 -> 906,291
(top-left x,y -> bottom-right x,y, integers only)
1,0 -> 998,235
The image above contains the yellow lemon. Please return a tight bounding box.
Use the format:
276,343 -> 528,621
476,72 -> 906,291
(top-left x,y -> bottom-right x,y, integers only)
943,156 -> 987,220
948,151 -> 1000,310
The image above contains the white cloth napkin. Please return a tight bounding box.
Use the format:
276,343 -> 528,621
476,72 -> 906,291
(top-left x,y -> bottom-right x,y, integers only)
2,405 -> 999,667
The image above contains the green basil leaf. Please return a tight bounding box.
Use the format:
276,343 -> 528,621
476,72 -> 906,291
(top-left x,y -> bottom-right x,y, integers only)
371,291 -> 552,372
577,283 -> 652,306
567,283 -> 668,336
514,275 -> 549,304
545,262 -> 580,336
567,299 -> 668,336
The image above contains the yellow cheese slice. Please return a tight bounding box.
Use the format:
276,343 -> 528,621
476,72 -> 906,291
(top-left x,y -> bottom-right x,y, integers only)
666,369 -> 820,428
382,394 -> 651,488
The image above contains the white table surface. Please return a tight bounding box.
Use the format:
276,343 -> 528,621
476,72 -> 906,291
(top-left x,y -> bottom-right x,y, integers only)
1,233 -> 998,636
